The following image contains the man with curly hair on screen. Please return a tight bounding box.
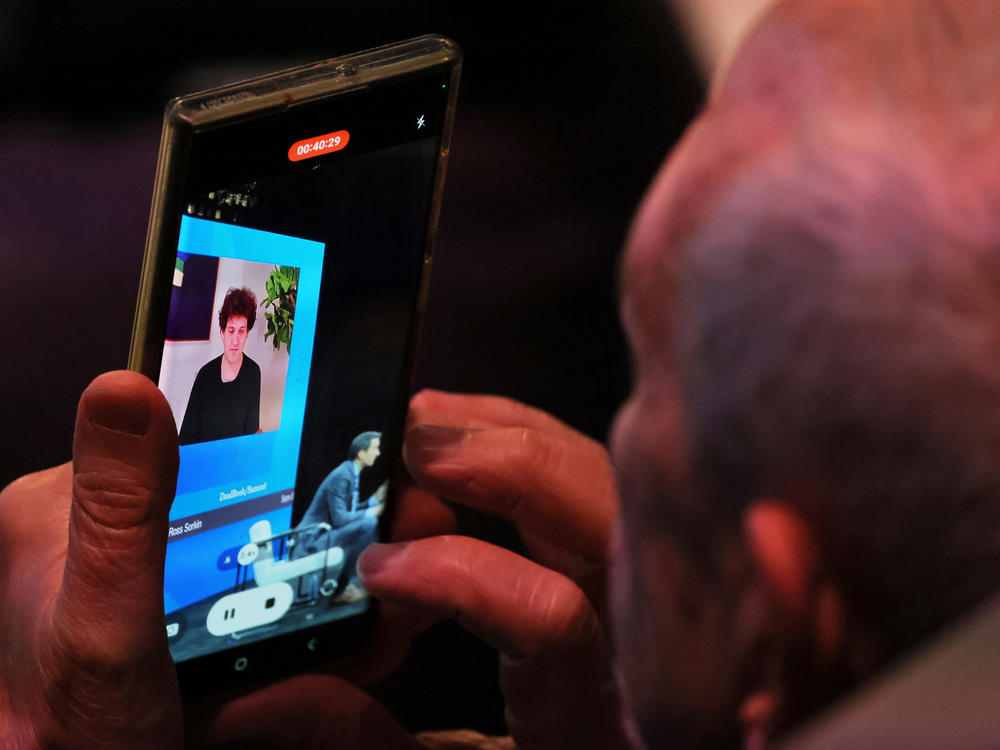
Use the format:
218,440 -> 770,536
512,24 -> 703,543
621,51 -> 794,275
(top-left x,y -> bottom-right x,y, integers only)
179,286 -> 261,445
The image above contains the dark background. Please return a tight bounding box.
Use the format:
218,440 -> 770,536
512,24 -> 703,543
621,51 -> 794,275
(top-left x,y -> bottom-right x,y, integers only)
0,0 -> 702,734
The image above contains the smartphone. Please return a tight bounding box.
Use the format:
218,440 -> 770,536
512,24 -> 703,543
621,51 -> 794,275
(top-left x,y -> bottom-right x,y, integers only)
129,35 -> 461,694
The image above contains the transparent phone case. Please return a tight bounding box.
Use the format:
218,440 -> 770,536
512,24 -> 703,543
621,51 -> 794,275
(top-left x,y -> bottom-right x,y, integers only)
130,34 -> 461,374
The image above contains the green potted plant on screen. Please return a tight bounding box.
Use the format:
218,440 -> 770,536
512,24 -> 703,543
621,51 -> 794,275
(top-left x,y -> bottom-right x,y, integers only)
261,265 -> 298,353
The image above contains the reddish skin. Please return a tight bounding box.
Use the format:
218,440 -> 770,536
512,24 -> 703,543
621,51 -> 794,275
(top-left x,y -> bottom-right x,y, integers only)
0,371 -> 182,749
221,314 -> 249,370
359,389 -> 630,750
0,372 -> 453,749
0,377 -> 627,749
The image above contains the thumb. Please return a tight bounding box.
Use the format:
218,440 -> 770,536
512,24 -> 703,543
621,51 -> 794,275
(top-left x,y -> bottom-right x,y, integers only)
54,369 -> 179,673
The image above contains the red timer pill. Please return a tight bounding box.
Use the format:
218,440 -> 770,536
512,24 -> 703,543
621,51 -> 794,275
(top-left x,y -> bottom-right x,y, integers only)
287,130 -> 350,161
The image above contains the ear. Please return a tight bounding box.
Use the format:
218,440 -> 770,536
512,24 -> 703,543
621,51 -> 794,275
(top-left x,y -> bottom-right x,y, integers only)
736,499 -> 847,747
742,498 -> 844,664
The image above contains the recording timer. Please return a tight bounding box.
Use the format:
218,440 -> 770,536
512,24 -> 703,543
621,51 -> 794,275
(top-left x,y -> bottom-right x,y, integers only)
287,130 -> 350,162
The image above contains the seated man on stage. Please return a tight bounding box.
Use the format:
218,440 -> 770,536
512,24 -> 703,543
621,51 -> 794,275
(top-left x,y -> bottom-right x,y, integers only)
293,431 -> 386,602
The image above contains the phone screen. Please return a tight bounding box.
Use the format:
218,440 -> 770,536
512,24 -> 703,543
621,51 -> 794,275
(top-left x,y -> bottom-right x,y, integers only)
150,64 -> 454,669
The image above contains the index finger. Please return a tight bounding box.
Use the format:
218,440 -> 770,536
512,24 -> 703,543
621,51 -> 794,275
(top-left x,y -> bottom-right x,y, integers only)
409,389 -> 603,448
403,422 -> 617,561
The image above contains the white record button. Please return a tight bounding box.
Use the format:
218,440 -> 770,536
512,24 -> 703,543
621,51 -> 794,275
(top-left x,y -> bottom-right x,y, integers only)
207,582 -> 294,636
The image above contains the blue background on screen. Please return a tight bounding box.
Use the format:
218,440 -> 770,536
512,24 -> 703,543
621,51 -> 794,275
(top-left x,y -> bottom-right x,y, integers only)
163,506 -> 293,613
163,216 -> 324,613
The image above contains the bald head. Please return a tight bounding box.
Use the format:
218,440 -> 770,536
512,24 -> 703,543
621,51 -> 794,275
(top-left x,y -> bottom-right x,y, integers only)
627,0 -> 1000,326
612,1 -> 1000,747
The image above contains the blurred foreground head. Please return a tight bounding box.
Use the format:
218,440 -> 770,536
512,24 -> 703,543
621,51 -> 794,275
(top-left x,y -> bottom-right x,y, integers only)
610,0 -> 1000,747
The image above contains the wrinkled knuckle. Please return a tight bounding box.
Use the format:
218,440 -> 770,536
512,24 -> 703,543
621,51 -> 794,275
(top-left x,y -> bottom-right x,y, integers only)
432,534 -> 481,574
62,632 -> 136,679
43,620 -> 140,706
73,468 -> 159,531
509,428 -> 563,478
443,470 -> 491,507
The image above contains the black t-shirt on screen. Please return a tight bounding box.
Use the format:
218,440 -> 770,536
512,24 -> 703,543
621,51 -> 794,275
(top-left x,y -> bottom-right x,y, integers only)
179,354 -> 261,445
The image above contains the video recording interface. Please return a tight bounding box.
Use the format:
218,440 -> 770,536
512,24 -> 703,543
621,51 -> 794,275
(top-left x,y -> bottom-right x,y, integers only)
156,71 -> 450,663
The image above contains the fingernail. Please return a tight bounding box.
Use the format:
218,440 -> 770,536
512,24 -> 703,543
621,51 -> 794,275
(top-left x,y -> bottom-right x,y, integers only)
84,388 -> 151,437
358,542 -> 407,578
405,424 -> 468,462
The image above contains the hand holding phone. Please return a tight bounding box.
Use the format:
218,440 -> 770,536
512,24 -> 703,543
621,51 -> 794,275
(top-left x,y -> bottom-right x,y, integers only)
130,35 -> 461,696
2,33 -> 622,750
0,374 -> 625,750
0,371 -> 436,750
359,390 -> 628,750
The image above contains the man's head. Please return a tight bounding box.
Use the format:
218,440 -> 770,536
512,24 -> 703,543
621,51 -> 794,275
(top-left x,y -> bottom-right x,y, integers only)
610,0 -> 1000,747
349,431 -> 382,467
218,287 -> 257,366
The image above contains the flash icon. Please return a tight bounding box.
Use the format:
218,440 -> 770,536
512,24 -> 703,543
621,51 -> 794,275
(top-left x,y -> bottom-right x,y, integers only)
417,115 -> 426,129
